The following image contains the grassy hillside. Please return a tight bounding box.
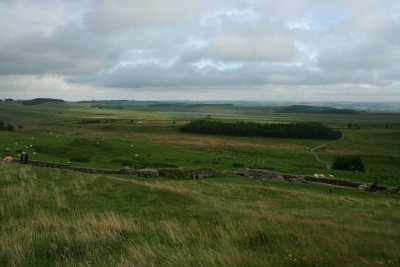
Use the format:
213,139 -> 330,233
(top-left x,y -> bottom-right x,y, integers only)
1,100 -> 400,185
1,101 -> 400,266
1,164 -> 399,266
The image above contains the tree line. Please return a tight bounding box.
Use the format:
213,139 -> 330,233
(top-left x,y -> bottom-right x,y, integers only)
181,120 -> 342,140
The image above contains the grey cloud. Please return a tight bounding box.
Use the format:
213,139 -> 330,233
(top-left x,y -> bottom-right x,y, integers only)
0,24 -> 117,75
88,0 -> 205,34
210,30 -> 295,62
0,0 -> 400,101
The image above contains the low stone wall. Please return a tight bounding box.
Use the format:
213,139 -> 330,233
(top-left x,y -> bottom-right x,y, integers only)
302,176 -> 362,188
245,169 -> 284,181
243,168 -> 390,192
191,168 -> 218,179
12,160 -> 393,193
14,160 -> 214,179
20,160 -> 121,174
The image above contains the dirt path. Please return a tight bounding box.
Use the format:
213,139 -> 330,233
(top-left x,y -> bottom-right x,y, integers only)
310,135 -> 345,169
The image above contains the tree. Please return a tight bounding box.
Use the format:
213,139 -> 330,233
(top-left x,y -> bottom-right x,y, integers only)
332,155 -> 365,172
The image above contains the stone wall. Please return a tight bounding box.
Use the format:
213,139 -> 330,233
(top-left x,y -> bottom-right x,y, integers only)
302,176 -> 362,188
14,160 -> 216,179
19,160 -> 121,174
245,169 -> 284,181
12,160 -> 392,192
244,168 -> 389,191
191,168 -> 218,179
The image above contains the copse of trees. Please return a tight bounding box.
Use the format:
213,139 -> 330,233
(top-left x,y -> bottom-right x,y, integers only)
332,155 -> 365,172
181,120 -> 342,140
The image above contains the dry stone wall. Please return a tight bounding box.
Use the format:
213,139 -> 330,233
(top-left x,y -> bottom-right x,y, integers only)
11,160 -> 394,193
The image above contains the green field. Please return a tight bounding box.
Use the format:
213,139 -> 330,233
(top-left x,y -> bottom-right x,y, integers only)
1,100 -> 400,266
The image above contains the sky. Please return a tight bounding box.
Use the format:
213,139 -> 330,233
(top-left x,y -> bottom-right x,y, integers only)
0,0 -> 400,101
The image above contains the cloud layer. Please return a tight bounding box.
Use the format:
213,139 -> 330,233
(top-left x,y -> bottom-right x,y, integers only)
0,0 -> 399,100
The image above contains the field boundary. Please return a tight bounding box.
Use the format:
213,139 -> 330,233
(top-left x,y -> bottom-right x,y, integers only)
11,159 -> 391,192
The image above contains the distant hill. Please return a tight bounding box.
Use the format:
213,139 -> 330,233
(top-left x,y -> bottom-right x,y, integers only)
22,98 -> 65,106
79,100 -> 132,104
148,103 -> 185,107
280,105 -> 357,114
185,104 -> 235,108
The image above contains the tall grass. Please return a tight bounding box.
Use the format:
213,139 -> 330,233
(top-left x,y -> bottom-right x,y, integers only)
1,163 -> 399,266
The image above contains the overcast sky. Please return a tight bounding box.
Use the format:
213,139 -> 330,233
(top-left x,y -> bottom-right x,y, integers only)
1,0 -> 399,101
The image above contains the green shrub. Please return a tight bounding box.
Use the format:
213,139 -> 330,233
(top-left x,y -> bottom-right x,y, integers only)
332,155 -> 365,172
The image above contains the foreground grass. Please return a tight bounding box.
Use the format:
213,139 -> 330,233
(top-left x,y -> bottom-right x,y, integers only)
1,164 -> 399,266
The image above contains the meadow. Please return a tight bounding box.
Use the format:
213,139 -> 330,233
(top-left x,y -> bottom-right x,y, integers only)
0,100 -> 400,266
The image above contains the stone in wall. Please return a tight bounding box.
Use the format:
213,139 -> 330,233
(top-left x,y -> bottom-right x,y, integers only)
384,187 -> 400,195
137,168 -> 159,178
191,168 -> 217,179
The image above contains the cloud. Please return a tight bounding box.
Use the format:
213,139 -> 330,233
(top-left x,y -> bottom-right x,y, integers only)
0,27 -> 117,75
209,21 -> 295,62
0,0 -> 399,101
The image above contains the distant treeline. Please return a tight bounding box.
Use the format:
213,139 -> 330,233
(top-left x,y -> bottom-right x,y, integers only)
78,119 -> 117,124
181,120 -> 342,140
79,100 -> 133,104
280,105 -> 357,114
22,98 -> 65,105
